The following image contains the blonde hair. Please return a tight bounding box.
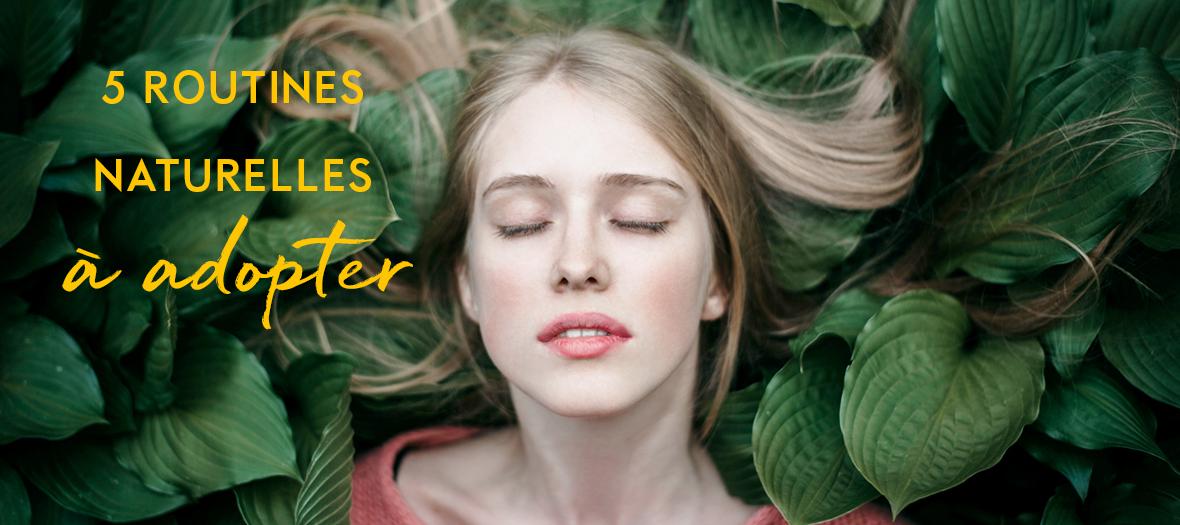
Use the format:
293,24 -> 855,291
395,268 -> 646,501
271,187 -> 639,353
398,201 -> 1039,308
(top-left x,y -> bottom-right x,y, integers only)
261,0 -> 923,435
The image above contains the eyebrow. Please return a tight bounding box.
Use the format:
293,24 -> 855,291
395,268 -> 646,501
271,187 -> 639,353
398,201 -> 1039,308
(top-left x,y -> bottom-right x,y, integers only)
481,173 -> 687,198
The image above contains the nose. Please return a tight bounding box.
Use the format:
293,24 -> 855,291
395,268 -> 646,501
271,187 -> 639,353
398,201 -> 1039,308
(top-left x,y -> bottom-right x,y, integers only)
551,216 -> 610,292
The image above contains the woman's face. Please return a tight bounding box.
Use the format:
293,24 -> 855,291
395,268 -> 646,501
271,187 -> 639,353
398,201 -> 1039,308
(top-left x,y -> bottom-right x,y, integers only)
457,80 -> 727,418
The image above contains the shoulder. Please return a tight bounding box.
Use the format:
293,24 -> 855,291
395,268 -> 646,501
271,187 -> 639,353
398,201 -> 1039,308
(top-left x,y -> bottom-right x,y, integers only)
351,426 -> 490,525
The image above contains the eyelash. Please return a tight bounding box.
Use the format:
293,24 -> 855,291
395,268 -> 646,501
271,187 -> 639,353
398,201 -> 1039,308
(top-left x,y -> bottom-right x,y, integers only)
495,220 -> 668,238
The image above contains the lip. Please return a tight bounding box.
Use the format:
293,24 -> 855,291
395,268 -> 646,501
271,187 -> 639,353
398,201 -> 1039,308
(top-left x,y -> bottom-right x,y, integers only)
537,311 -> 632,359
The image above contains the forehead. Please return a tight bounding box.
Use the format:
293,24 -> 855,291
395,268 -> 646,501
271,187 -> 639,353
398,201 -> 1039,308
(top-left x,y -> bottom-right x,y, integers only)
473,81 -> 695,195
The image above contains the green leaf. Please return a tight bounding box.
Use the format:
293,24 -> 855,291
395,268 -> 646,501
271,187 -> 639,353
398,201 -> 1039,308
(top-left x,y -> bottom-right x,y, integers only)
132,288 -> 178,412
906,0 -> 947,143
0,134 -> 58,248
237,353 -> 357,525
1083,483 -> 1180,524
755,342 -> 878,525
1041,485 -> 1084,525
27,281 -> 106,338
25,64 -> 171,167
0,195 -> 75,281
1040,298 -> 1104,381
0,315 -> 105,444
0,459 -> 31,525
27,485 -> 101,525
706,380 -> 771,506
357,68 -> 470,252
236,479 -> 299,525
937,50 -> 1179,283
790,288 -> 888,357
1090,0 -> 1180,59
15,437 -> 189,521
690,0 -> 860,78
232,0 -> 377,38
113,326 -> 299,498
1100,288 -> 1180,409
841,289 -> 1045,514
763,200 -> 872,292
118,36 -> 278,158
93,0 -> 234,65
0,0 -> 82,96
936,0 -> 1090,151
100,279 -> 152,362
777,0 -> 884,29
1034,365 -> 1173,469
100,174 -> 265,279
39,165 -> 105,209
509,0 -> 665,34
1019,431 -> 1096,501
240,119 -> 395,268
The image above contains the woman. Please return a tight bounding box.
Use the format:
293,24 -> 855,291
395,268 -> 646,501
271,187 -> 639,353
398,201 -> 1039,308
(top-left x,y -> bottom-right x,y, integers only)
326,3 -> 923,522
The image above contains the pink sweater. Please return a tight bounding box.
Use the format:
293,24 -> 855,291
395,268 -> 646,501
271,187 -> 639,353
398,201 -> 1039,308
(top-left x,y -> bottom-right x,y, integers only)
352,426 -> 907,525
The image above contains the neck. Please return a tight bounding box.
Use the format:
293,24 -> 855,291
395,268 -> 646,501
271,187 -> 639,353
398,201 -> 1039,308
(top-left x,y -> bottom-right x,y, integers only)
500,348 -> 725,525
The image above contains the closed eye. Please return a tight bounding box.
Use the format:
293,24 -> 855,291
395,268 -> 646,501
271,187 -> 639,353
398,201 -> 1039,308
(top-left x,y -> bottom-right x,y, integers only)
496,222 -> 550,238
612,220 -> 668,234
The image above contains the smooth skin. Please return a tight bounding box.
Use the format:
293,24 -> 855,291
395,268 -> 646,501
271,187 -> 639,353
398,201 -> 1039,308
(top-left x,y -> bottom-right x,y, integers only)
396,80 -> 760,525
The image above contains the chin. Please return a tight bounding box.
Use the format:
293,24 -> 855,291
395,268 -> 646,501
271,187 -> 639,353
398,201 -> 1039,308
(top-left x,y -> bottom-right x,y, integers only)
523,381 -> 648,419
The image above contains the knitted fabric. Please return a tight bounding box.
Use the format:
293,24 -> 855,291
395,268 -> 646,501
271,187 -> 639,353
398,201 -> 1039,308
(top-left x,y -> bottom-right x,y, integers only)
352,426 -> 908,525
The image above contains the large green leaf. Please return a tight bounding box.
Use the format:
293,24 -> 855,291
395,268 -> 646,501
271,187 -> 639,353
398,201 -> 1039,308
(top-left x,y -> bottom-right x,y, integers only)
936,0 -> 1089,151
0,195 -> 75,281
240,119 -> 395,268
840,289 -> 1045,514
131,288 -> 178,412
1090,0 -> 1180,59
92,0 -> 233,65
1040,297 -> 1104,381
937,50 -> 1179,283
16,437 -> 189,522
0,134 -> 58,247
763,200 -> 872,292
705,380 -> 770,506
1041,485 -> 1084,525
0,315 -> 105,444
118,37 -> 277,158
112,326 -> 299,498
754,342 -> 878,525
0,459 -> 31,525
0,0 -> 81,96
690,0 -> 860,78
39,164 -> 105,209
357,68 -> 469,252
777,0 -> 884,29
237,353 -> 357,525
27,486 -> 101,525
790,288 -> 887,357
1034,365 -> 1173,469
99,171 -> 265,307
906,0 -> 947,143
25,64 -> 171,167
1082,483 -> 1180,524
1020,431 -> 1096,501
509,0 -> 665,34
232,0 -> 377,38
1100,287 -> 1180,409
99,279 -> 152,362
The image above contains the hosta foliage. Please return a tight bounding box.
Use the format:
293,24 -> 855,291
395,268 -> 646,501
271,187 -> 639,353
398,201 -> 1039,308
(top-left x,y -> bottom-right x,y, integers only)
1,0 -> 1178,524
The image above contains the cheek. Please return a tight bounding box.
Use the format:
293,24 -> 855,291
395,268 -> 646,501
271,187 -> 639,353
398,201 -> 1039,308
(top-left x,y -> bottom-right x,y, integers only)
465,244 -> 537,354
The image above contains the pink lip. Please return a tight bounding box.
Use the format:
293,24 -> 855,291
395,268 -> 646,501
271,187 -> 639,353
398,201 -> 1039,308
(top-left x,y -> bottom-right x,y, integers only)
537,312 -> 632,359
